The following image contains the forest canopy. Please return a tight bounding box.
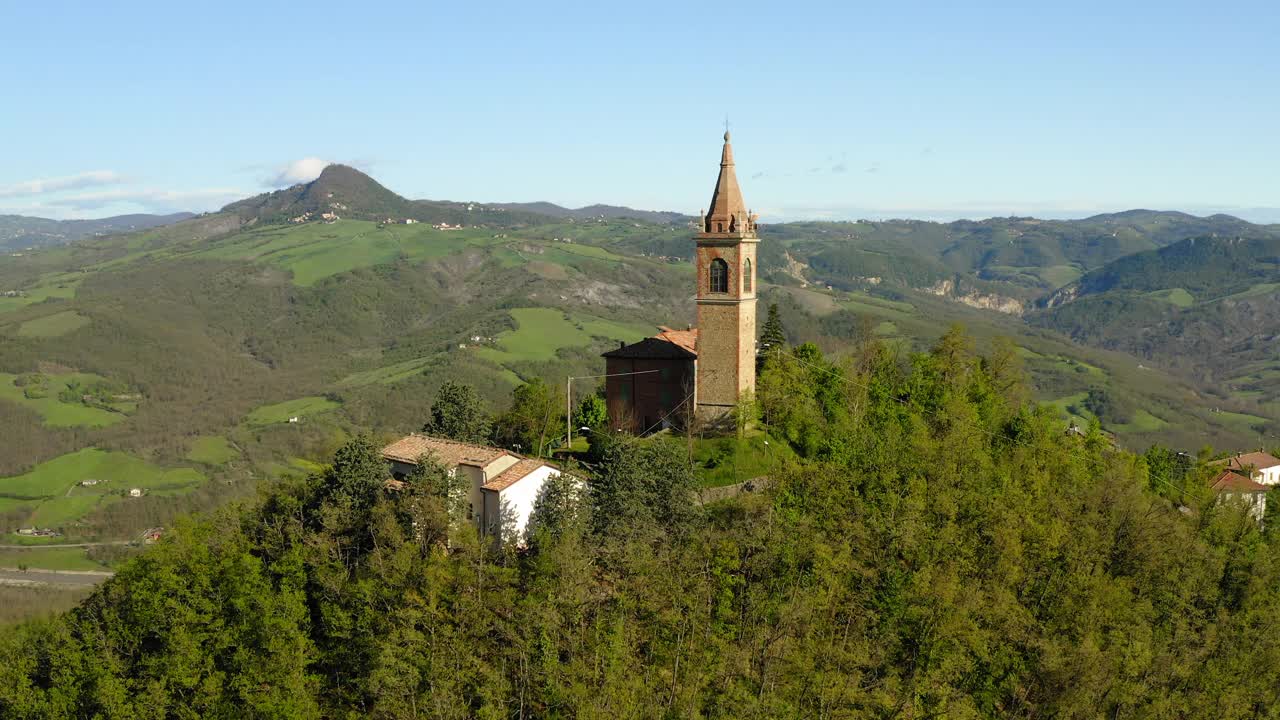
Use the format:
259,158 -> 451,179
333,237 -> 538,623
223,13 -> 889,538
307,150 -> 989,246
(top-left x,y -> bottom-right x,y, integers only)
2,328 -> 1278,719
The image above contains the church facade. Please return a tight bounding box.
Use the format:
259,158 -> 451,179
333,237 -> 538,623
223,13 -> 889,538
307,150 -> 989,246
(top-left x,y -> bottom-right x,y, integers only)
604,132 -> 759,432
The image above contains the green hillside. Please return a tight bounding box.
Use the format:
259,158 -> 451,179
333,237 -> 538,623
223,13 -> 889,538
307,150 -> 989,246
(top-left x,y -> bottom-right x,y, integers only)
0,170 -> 1275,574
1031,234 -> 1280,415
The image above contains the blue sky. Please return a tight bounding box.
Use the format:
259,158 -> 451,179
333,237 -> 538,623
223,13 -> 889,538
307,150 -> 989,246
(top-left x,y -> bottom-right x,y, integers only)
2,0 -> 1277,222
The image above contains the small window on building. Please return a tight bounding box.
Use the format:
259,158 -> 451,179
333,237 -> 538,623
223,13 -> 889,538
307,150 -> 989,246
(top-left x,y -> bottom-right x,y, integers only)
709,258 -> 729,293
744,258 -> 752,292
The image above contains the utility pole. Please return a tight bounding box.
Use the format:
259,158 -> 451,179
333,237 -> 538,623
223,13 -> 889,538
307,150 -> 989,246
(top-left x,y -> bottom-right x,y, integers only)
566,376 -> 572,449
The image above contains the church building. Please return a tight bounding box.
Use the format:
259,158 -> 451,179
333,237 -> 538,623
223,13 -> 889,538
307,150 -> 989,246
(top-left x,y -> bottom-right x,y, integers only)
604,131 -> 759,431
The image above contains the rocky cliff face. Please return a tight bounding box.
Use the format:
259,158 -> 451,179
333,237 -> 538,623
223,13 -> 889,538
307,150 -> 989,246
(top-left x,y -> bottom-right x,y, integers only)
926,279 -> 1026,315
1041,283 -> 1081,309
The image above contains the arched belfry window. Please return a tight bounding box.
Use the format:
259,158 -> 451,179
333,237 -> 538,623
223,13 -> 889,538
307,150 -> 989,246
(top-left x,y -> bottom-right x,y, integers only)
744,258 -> 752,292
709,258 -> 729,293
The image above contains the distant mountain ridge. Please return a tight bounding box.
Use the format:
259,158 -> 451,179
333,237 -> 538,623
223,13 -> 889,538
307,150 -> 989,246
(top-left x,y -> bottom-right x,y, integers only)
489,201 -> 690,224
0,212 -> 195,252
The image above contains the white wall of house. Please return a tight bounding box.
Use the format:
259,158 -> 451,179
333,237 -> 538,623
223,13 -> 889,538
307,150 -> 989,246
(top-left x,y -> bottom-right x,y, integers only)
1259,466 -> 1280,486
1222,491 -> 1267,523
482,466 -> 563,544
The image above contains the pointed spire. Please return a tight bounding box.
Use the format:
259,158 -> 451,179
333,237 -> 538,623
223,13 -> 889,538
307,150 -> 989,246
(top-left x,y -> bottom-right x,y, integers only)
702,131 -> 752,236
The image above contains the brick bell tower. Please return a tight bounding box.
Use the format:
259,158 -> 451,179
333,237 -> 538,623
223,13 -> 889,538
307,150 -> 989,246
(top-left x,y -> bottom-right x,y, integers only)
695,131 -> 759,418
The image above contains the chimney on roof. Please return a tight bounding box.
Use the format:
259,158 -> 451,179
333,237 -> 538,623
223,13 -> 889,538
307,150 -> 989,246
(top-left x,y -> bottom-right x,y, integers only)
686,323 -> 692,331
619,340 -> 626,349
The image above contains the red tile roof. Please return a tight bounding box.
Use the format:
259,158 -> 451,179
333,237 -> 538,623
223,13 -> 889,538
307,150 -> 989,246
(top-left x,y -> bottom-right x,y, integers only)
656,326 -> 699,354
482,458 -> 555,492
602,328 -> 699,360
1210,469 -> 1269,493
381,434 -> 512,468
1215,452 -> 1280,472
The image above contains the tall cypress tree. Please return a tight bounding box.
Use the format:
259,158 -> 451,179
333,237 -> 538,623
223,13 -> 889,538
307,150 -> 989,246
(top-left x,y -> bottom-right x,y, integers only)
760,302 -> 787,354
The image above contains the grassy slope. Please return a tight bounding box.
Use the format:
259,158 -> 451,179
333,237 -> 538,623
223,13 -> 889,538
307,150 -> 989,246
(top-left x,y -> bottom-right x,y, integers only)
15,310 -> 91,337
0,448 -> 203,533
186,436 -> 239,465
0,208 -> 1273,568
0,372 -> 125,428
246,397 -> 342,426
474,308 -> 657,365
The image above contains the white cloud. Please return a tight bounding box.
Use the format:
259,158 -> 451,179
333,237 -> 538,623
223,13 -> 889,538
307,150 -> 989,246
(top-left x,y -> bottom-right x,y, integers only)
0,170 -> 125,198
40,188 -> 248,212
1,188 -> 250,219
264,157 -> 330,188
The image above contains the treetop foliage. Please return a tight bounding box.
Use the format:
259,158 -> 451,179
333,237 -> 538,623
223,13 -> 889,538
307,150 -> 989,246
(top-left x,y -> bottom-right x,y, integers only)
3,328 -> 1279,718
422,380 -> 491,444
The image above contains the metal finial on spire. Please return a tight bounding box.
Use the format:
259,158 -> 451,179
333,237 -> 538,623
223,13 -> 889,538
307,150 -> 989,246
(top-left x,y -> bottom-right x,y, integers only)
724,115 -> 731,142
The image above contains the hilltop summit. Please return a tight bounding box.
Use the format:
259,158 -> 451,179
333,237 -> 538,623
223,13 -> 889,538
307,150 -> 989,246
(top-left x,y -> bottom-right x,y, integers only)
223,164 -> 413,223
222,164 -> 559,228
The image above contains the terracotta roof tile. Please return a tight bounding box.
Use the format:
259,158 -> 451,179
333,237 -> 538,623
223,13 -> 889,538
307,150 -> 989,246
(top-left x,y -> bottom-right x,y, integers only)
1211,469 -> 1269,493
381,434 -> 512,468
1213,452 -> 1280,472
656,327 -> 699,354
482,458 -> 555,492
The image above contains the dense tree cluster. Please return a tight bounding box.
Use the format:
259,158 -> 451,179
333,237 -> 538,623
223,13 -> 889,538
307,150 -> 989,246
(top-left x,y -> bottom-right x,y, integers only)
3,330 -> 1280,718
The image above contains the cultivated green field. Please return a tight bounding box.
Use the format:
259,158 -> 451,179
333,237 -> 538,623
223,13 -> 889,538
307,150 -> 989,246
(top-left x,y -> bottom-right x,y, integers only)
15,310 -> 90,337
473,308 -> 656,366
0,372 -> 127,428
1146,288 -> 1195,307
1111,409 -> 1170,434
0,448 -> 204,533
246,396 -> 342,426
186,221 -> 496,286
0,278 -> 79,316
1037,264 -> 1083,289
0,546 -> 104,572
1214,282 -> 1280,303
338,355 -> 439,387
1045,392 -> 1094,426
186,436 -> 239,465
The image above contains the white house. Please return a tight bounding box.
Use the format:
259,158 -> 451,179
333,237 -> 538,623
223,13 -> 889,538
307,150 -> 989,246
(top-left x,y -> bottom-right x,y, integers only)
380,434 -> 571,543
1214,452 -> 1280,486
479,459 -> 567,544
382,434 -> 520,526
1211,469 -> 1268,523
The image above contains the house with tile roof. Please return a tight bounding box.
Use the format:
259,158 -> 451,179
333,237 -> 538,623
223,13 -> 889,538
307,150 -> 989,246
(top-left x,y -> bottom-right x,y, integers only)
380,433 -> 568,542
1211,451 -> 1280,486
1210,468 -> 1270,523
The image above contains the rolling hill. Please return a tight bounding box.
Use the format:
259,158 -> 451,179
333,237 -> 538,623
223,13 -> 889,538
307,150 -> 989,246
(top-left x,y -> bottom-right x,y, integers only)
0,164 -> 1276,574
1030,234 -> 1280,417
0,212 -> 194,252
